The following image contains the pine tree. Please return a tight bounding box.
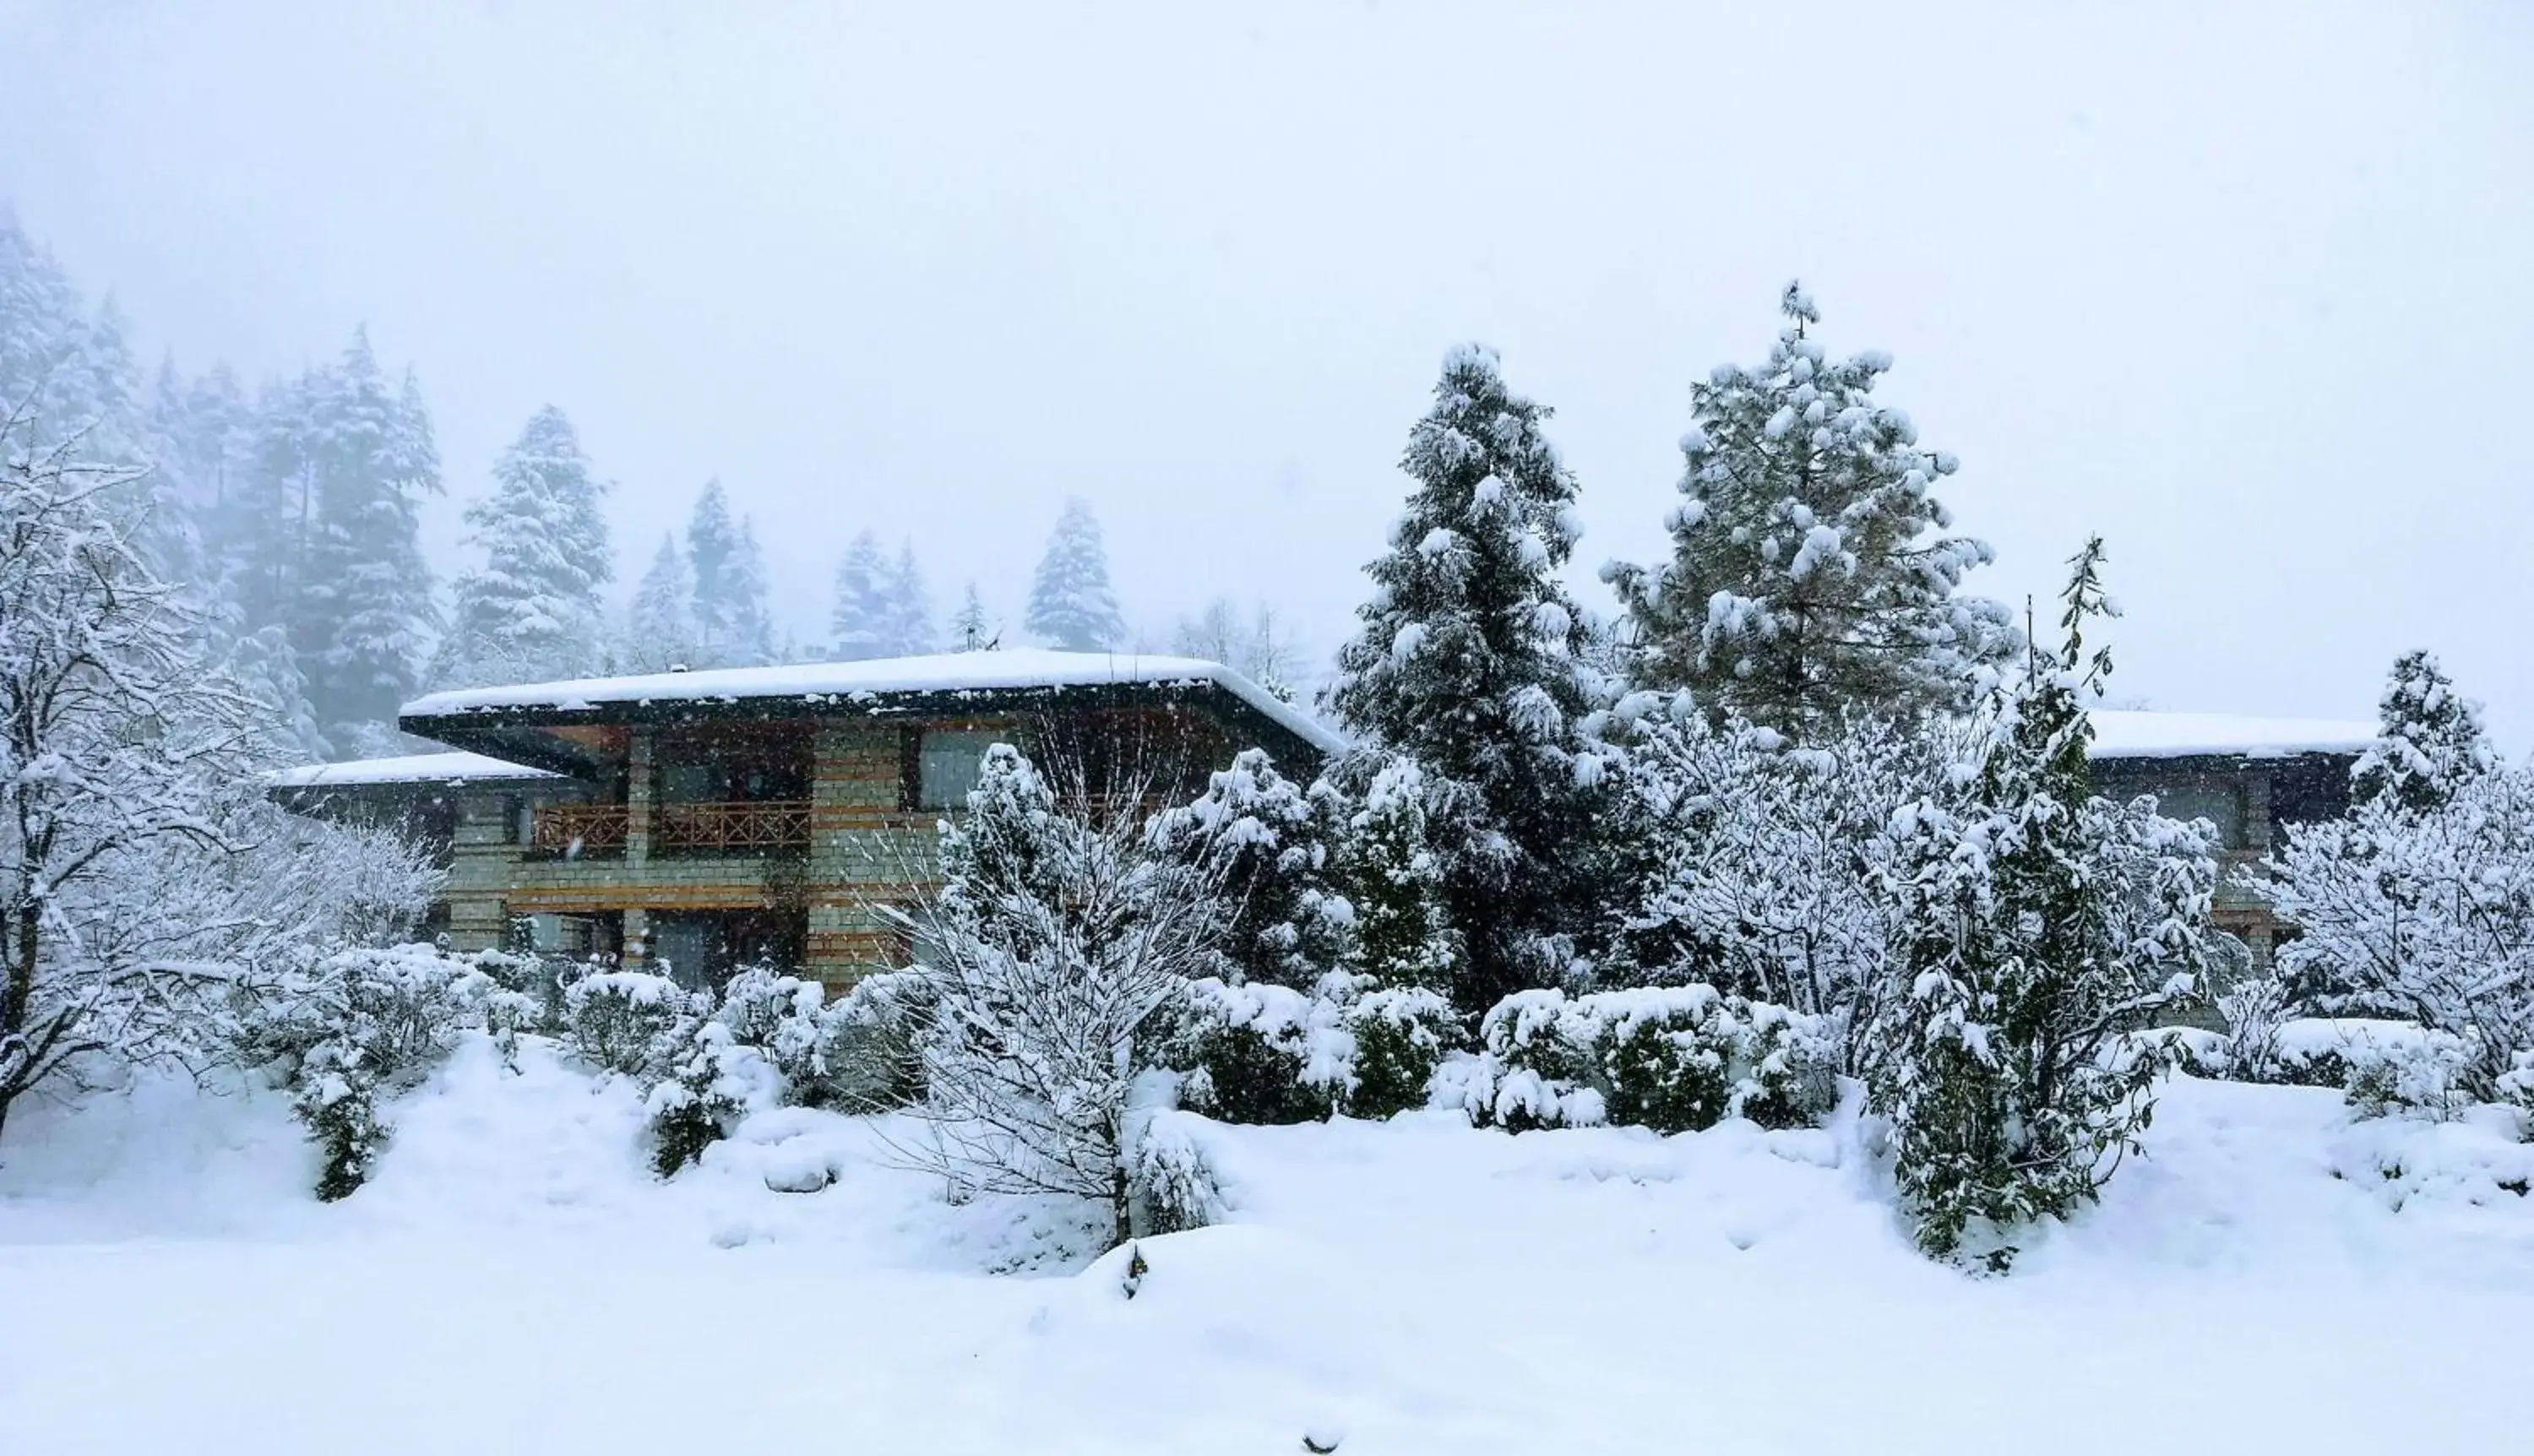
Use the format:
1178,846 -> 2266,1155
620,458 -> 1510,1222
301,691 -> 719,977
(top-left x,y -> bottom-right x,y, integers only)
1865,539 -> 2217,1269
1334,757 -> 1458,992
1145,749 -> 1352,989
686,480 -> 774,667
951,581 -> 994,650
623,532 -> 704,672
1025,497 -> 1126,651
434,406 -> 613,688
300,330 -> 441,738
829,530 -> 891,660
1608,284 -> 2017,738
1326,344 -> 1618,1011
2351,650 -> 2494,817
884,540 -> 934,655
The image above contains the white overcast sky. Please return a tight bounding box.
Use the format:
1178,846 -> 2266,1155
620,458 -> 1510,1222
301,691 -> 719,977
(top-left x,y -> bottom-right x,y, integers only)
4,1 -> 2530,742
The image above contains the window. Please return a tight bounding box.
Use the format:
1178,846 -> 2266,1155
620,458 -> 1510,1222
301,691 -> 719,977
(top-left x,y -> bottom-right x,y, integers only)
2153,784 -> 2245,849
918,729 -> 1004,809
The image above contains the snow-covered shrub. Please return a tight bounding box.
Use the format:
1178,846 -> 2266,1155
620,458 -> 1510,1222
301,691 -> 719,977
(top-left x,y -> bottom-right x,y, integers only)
564,970 -> 704,1078
2344,1036 -> 2475,1123
1128,1108 -> 1230,1236
295,1040 -> 389,1203
1145,747 -> 1355,989
1603,704 -> 1944,1069
1343,986 -> 1463,1119
2267,1018 -> 2466,1098
710,964 -> 926,1111
903,744 -> 1228,1250
1862,545 -> 2220,1269
2265,754 -> 2534,1097
1161,977 -> 1349,1125
1462,986 -> 1835,1135
2211,974 -> 2294,1082
644,1018 -> 779,1178
251,945 -> 496,1199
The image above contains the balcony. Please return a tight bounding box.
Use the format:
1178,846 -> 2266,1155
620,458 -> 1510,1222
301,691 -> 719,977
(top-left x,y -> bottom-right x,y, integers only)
530,802 -> 630,859
653,800 -> 813,857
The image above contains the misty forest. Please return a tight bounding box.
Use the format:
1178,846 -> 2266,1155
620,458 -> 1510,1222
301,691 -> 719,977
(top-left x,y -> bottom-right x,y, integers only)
4,10 -> 2531,1451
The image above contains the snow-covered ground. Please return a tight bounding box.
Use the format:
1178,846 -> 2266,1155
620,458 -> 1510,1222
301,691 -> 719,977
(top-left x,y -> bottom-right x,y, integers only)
5,1038 -> 2530,1456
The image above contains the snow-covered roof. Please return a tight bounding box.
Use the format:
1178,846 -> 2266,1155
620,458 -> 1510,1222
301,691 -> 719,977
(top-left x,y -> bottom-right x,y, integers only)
267,751 -> 563,790
2087,710 -> 2377,761
402,649 -> 1348,754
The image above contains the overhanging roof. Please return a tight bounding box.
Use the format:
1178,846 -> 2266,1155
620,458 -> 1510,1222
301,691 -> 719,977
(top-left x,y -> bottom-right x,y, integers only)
400,650 -> 1346,773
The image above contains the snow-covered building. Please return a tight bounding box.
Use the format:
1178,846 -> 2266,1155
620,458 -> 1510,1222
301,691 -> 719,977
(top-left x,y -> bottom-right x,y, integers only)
364,651 -> 1338,988
267,752 -> 576,942
2087,710 -> 2379,970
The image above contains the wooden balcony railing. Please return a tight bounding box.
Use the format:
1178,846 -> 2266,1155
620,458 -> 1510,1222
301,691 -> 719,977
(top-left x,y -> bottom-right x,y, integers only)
654,800 -> 813,856
531,803 -> 630,859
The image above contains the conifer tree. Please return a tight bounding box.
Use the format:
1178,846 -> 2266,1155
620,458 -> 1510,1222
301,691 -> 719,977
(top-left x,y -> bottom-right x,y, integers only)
1865,538 -> 2216,1269
685,479 -> 774,667
2351,650 -> 2494,817
299,329 -> 441,740
829,530 -> 891,659
1334,757 -> 1459,992
1326,344 -> 1618,1009
1608,284 -> 2016,738
951,581 -> 994,650
884,540 -> 933,655
623,532 -> 704,672
434,406 -> 612,688
1025,497 -> 1126,651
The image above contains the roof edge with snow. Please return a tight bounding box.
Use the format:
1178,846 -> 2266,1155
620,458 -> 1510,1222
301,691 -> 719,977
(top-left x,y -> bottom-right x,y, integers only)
400,649 -> 1348,766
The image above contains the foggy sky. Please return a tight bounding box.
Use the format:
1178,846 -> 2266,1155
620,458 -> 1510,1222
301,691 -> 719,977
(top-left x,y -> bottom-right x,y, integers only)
4,2 -> 2530,743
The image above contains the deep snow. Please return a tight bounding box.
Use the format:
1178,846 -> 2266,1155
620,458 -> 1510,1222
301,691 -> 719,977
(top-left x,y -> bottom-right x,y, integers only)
4,1037 -> 2528,1456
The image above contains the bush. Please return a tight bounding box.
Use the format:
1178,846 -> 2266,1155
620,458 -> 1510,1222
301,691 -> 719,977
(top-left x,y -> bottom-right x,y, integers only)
711,964 -> 927,1111
564,970 -> 706,1077
1465,986 -> 1838,1135
1344,986 -> 1462,1119
644,1018 -> 779,1178
1128,1108 -> 1230,1236
247,944 -> 497,1199
1161,977 -> 1350,1125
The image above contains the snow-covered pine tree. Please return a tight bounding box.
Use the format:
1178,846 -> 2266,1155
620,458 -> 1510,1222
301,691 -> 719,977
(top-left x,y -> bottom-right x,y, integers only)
433,406 -> 612,689
623,532 -> 704,672
1325,344 -> 1618,1010
299,329 -> 441,742
1332,756 -> 1458,992
1864,538 -> 2217,1269
950,581 -> 995,651
1025,497 -> 1126,651
2351,650 -> 2495,817
884,540 -> 934,656
686,481 -> 775,667
829,530 -> 891,660
1145,749 -> 1351,989
1607,284 -> 2017,738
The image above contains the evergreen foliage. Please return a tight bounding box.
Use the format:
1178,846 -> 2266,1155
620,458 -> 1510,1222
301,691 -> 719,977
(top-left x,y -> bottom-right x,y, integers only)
299,330 -> 442,738
1145,749 -> 1352,989
1025,497 -> 1126,650
884,539 -> 934,655
1326,344 -> 1618,1012
1330,757 -> 1458,994
829,530 -> 892,659
623,532 -> 704,672
435,406 -> 612,688
950,581 -> 994,650
686,479 -> 775,667
2351,650 -> 2495,817
1607,284 -> 2016,737
1863,539 -> 2217,1269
